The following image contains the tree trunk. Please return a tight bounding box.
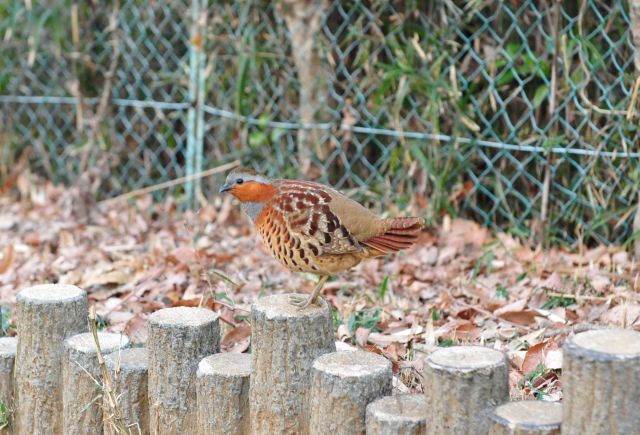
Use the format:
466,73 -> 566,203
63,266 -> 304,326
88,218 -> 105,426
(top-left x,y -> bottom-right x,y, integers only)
423,346 -> 509,435
148,307 -> 220,435
104,347 -> 149,435
562,328 -> 640,435
14,284 -> 88,435
366,394 -> 427,435
309,350 -> 392,435
250,294 -> 335,434
196,352 -> 251,435
279,0 -> 329,175
63,332 -> 131,435
0,337 -> 17,433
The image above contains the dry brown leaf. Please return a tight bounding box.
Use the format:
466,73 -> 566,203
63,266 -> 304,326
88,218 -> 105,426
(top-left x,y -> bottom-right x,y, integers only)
494,299 -> 528,316
521,341 -> 547,374
521,339 -> 559,374
171,297 -> 214,310
221,324 -> 251,353
124,313 -> 148,344
0,244 -> 14,274
82,267 -> 132,288
499,311 -> 537,326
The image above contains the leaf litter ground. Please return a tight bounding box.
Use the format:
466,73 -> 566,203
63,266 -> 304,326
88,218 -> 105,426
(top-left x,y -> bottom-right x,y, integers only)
1,179 -> 639,401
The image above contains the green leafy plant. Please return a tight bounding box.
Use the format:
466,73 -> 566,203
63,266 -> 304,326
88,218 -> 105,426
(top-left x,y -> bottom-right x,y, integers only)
347,308 -> 381,333
0,400 -> 8,429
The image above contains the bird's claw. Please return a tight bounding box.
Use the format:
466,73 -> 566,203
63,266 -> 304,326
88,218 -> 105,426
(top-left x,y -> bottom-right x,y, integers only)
288,294 -> 317,309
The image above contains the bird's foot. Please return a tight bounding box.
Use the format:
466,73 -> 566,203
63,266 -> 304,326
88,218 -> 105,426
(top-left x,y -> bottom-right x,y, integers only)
288,294 -> 318,309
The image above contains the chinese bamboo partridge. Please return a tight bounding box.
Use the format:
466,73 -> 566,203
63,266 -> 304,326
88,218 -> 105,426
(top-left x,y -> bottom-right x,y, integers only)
219,168 -> 423,308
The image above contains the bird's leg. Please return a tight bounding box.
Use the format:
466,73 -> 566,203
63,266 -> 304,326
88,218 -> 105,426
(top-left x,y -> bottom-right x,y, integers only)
289,275 -> 330,309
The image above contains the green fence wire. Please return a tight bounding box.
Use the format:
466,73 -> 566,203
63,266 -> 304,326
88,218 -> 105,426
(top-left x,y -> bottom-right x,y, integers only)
1,0 -> 639,246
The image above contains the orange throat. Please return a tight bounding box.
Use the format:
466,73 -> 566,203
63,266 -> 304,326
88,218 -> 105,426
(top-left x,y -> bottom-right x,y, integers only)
231,181 -> 277,203
231,181 -> 277,222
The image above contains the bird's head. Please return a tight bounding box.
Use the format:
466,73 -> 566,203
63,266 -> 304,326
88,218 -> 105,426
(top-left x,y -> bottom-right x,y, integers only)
219,168 -> 275,202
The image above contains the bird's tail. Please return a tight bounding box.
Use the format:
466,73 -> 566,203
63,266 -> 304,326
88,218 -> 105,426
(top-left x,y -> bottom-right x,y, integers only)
363,217 -> 423,254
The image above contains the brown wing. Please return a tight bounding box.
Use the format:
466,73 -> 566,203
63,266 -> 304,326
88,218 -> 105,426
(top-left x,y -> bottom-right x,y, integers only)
273,181 -> 368,256
362,217 -> 423,253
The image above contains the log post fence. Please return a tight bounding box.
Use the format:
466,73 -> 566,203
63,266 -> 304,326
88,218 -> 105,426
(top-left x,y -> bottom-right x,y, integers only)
0,286 -> 638,434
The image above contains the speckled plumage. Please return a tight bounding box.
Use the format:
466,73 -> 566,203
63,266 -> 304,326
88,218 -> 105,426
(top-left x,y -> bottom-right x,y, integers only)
219,169 -> 422,307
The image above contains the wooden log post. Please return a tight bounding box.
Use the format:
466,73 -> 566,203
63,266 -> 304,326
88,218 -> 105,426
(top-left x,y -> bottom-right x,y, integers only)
14,284 -> 88,435
196,352 -> 252,435
0,337 -> 17,431
104,347 -> 149,435
366,394 -> 427,435
562,328 -> 640,435
424,345 -> 509,435
250,293 -> 335,434
488,401 -> 562,435
63,332 -> 131,435
309,350 -> 392,435
148,307 -> 220,435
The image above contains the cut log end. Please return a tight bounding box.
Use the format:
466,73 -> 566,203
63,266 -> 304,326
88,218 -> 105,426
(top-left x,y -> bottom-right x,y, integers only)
565,328 -> 640,360
366,394 -> 427,435
197,352 -> 251,378
16,284 -> 85,304
489,401 -> 562,435
427,345 -> 506,372
252,292 -> 331,319
312,349 -> 390,378
148,306 -> 220,328
65,332 -> 130,355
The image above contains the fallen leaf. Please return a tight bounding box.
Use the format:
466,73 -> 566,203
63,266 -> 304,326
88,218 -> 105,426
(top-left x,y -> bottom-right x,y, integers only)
494,299 -> 528,316
0,244 -> 14,274
124,313 -> 148,344
221,324 -> 251,353
521,341 -> 547,374
521,339 -> 559,373
499,310 -> 537,326
171,297 -> 214,309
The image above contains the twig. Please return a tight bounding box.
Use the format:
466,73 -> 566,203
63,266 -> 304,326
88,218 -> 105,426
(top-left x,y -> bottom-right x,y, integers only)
575,0 -> 632,117
88,305 -> 130,435
626,76 -> 640,121
98,160 -> 240,206
539,0 -> 561,247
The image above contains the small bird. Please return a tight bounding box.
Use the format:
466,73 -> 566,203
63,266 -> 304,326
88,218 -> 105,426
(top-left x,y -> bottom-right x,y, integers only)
219,168 -> 422,308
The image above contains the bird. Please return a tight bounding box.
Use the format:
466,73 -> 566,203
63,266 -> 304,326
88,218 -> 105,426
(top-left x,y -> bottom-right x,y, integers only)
219,168 -> 423,308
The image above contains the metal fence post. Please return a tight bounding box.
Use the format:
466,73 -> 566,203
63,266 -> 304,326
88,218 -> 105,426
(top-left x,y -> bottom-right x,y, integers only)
186,0 -> 207,208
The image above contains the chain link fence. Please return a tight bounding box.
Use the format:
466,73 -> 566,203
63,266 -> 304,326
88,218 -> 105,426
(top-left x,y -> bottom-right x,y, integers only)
1,0 -> 639,246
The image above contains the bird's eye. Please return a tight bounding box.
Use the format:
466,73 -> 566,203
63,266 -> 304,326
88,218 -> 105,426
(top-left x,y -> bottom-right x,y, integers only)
236,178 -> 244,184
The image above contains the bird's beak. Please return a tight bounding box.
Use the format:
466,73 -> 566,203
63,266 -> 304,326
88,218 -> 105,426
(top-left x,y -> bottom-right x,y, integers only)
219,182 -> 233,193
